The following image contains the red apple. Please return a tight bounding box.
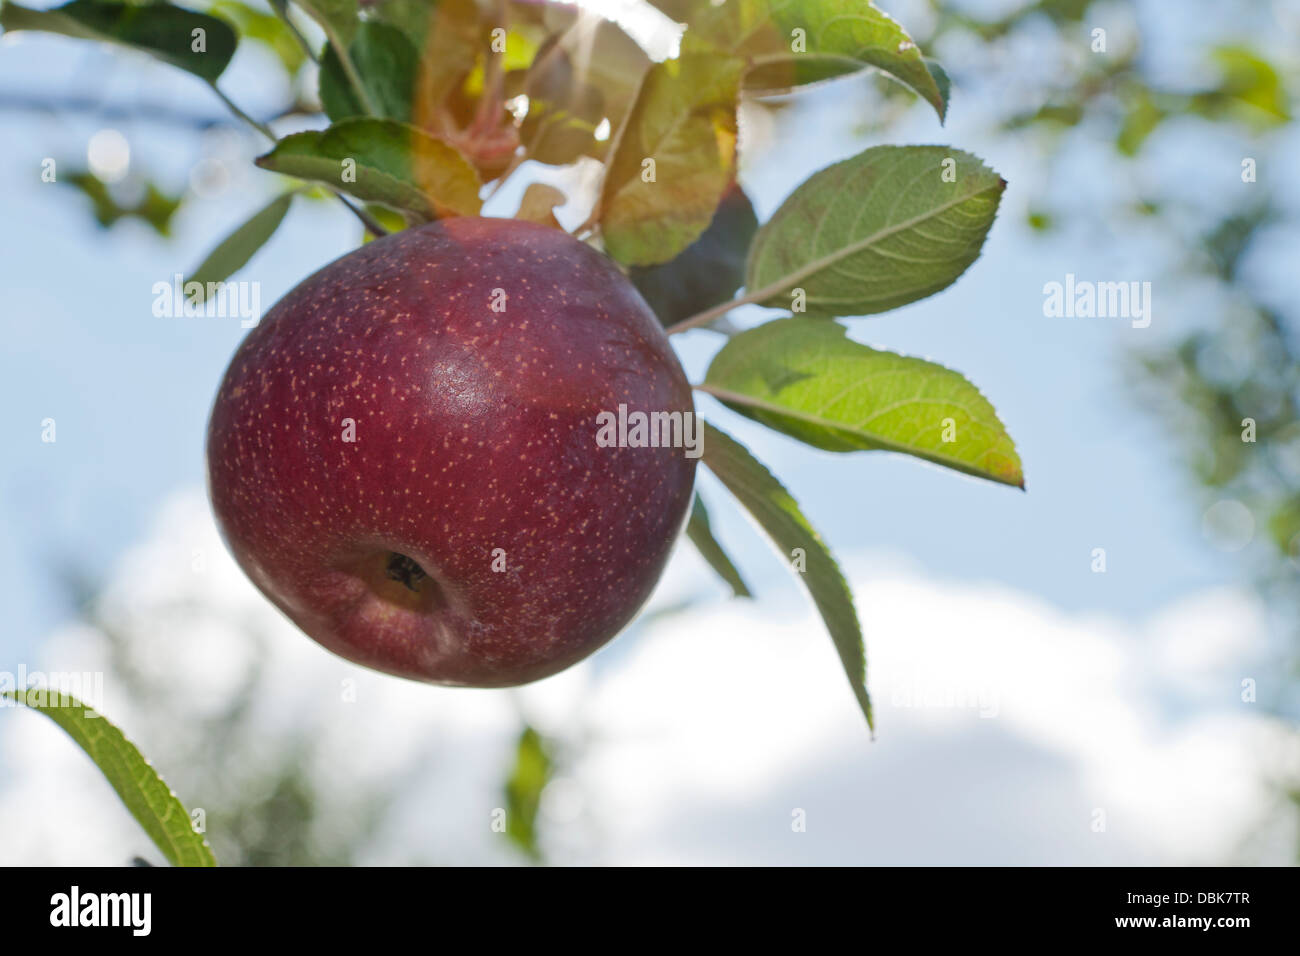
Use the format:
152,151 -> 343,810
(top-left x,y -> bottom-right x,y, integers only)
207,217 -> 696,686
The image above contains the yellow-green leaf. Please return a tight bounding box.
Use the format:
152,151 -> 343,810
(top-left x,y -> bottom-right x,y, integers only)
2,688 -> 216,867
703,318 -> 1024,487
503,725 -> 551,862
599,53 -> 744,267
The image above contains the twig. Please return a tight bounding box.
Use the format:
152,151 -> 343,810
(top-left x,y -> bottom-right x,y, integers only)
270,2 -> 319,65
0,92 -> 284,129
473,0 -> 510,131
207,82 -> 276,141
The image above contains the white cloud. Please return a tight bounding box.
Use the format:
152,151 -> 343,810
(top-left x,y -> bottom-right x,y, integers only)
0,489 -> 1293,865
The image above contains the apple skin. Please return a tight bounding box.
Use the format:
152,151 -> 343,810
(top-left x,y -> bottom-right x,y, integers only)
207,217 -> 696,687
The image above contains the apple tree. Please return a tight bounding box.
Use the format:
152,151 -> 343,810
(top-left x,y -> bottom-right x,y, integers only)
1,0 -> 1022,865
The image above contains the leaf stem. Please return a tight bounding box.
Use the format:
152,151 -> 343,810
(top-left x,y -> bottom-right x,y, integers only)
664,281 -> 778,335
271,2 -> 319,66
207,82 -> 276,140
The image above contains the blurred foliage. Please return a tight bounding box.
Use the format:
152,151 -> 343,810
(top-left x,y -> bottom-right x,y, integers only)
106,629 -> 396,864
938,0 -> 1298,646
503,725 -> 553,863
64,169 -> 183,235
916,0 -> 1300,853
51,562 -> 401,865
1130,201 -> 1300,652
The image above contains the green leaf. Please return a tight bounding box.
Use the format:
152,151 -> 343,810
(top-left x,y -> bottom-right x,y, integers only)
368,0 -> 434,43
381,0 -> 481,118
319,20 -> 419,123
599,52 -> 744,267
254,118 -> 482,220
188,192 -> 294,303
369,0 -> 437,45
504,724 -> 552,863
290,0 -> 358,47
686,494 -> 752,597
746,145 -> 1005,317
209,0 -> 306,75
2,687 -> 216,867
630,181 -> 758,327
923,57 -> 950,114
683,0 -> 946,120
702,318 -> 1025,487
0,0 -> 237,83
701,422 -> 871,731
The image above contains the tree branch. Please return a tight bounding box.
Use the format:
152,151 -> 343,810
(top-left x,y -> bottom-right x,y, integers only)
0,92 -> 284,130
